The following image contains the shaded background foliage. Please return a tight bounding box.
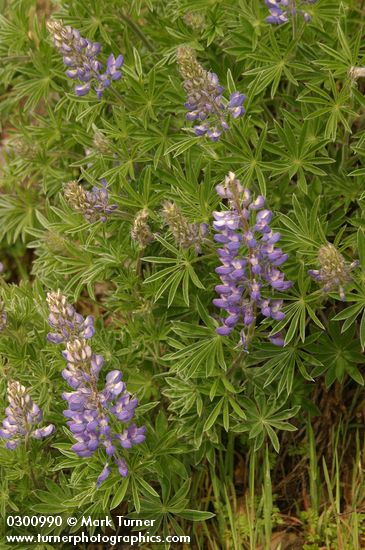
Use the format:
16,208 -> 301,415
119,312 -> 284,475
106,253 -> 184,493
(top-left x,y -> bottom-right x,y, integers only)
0,0 -> 364,548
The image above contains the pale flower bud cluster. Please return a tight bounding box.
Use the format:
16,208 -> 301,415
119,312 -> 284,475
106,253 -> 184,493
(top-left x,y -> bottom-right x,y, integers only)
131,209 -> 154,248
64,179 -> 118,223
308,243 -> 359,300
162,201 -> 208,253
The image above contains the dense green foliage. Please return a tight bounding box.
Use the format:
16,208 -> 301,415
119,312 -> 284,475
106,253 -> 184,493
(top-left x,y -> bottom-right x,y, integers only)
0,0 -> 364,548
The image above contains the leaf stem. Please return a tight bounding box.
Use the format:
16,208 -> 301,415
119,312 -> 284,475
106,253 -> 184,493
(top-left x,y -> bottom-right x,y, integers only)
120,12 -> 155,53
24,435 -> 37,487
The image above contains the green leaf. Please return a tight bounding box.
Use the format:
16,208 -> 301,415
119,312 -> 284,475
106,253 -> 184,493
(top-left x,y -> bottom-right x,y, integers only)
203,398 -> 224,432
360,309 -> 365,351
111,478 -> 129,510
357,228 -> 365,271
177,510 -> 215,521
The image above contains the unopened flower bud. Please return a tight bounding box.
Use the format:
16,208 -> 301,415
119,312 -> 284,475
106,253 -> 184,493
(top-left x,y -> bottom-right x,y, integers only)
131,209 -> 154,248
308,243 -> 359,300
64,179 -> 117,223
162,201 -> 206,252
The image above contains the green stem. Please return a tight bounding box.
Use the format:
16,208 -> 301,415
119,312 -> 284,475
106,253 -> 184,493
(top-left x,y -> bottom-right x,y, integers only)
24,436 -> 37,487
14,255 -> 29,281
135,249 -> 143,277
0,55 -> 30,64
290,0 -> 297,41
108,86 -> 126,105
120,12 -> 155,53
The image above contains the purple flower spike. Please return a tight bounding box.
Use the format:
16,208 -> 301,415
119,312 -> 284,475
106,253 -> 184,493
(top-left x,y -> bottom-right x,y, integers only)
177,47 -> 246,141
47,20 -> 124,100
46,292 -> 145,488
0,381 -> 54,449
213,172 -> 291,348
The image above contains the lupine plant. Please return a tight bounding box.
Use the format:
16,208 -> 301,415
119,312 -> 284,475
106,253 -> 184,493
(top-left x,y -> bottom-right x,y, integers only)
0,0 -> 365,548
46,290 -> 145,486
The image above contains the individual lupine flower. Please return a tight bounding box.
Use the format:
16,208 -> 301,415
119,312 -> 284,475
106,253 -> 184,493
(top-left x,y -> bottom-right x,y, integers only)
115,457 -> 128,477
213,172 -> 291,347
117,424 -> 146,448
64,179 -> 118,223
46,20 -> 124,100
308,243 -> 359,301
46,293 -> 145,487
0,299 -> 7,332
131,209 -> 154,248
96,463 -> 111,487
46,290 -> 95,344
161,201 -> 208,253
265,0 -> 317,25
269,331 -> 285,347
176,46 -> 246,141
0,381 -> 54,450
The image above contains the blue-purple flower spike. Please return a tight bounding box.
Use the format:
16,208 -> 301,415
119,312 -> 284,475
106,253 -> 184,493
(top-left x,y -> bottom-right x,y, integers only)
265,0 -> 317,25
213,172 -> 291,347
0,381 -> 54,450
47,20 -> 124,100
177,46 -> 246,141
46,291 -> 145,487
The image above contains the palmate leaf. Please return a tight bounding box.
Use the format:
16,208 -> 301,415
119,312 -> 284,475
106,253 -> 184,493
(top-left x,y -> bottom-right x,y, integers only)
305,320 -> 364,387
247,342 -> 319,396
164,332 -> 226,378
143,235 -> 205,306
279,194 -> 327,254
0,192 -> 40,244
297,75 -> 356,142
220,124 -> 268,195
263,117 -> 334,193
244,31 -> 303,100
233,396 -> 299,452
164,373 -> 246,436
314,26 -> 362,77
128,478 -> 214,534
